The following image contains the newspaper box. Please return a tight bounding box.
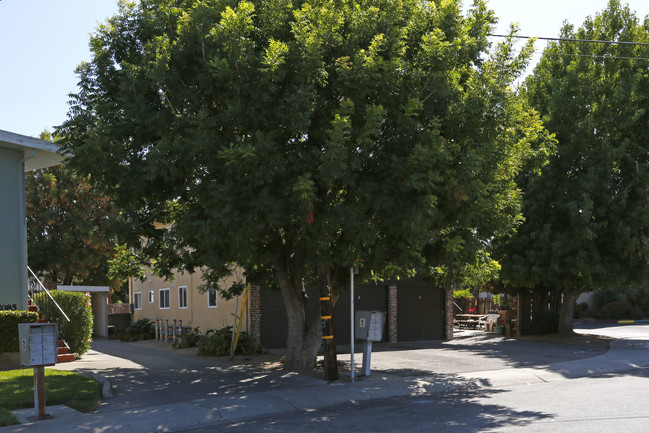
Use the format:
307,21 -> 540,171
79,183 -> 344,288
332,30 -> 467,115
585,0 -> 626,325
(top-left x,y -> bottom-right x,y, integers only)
355,311 -> 386,376
355,310 -> 386,342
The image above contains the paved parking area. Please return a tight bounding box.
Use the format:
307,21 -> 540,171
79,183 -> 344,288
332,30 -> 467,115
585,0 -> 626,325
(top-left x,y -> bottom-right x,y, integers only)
331,331 -> 607,377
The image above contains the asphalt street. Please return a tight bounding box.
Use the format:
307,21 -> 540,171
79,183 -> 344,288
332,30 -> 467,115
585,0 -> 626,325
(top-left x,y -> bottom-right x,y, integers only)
183,367 -> 649,433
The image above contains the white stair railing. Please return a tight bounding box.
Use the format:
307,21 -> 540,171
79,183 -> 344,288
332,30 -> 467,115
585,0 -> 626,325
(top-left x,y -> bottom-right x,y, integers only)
27,266 -> 70,322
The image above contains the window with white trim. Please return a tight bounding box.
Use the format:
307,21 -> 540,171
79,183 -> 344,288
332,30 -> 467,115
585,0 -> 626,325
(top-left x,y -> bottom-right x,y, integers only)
148,290 -> 154,303
179,286 -> 188,309
133,292 -> 142,310
159,288 -> 170,309
207,286 -> 218,308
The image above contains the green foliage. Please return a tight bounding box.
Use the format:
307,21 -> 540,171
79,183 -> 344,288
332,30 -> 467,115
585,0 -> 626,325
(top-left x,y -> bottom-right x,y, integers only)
0,369 -> 101,414
196,326 -> 266,356
591,287 -> 649,320
493,294 -> 512,310
33,291 -> 93,355
59,0 -> 551,285
108,243 -> 149,283
453,288 -> 473,300
593,288 -> 624,309
26,160 -> 122,287
58,0 -> 553,369
460,251 -> 501,290
118,318 -> 155,342
173,326 -> 202,349
0,311 -> 38,353
501,1 -> 649,297
573,302 -> 589,319
0,407 -> 18,427
597,300 -> 636,321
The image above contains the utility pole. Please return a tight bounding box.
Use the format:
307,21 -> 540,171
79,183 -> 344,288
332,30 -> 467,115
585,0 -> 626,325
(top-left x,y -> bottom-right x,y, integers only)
318,265 -> 339,382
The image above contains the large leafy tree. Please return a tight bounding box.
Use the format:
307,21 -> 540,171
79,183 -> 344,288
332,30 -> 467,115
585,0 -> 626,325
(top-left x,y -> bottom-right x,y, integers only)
59,0 -> 552,371
500,0 -> 649,332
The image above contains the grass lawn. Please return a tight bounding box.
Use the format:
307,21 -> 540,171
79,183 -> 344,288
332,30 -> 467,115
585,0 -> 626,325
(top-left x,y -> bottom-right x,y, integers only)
0,369 -> 101,426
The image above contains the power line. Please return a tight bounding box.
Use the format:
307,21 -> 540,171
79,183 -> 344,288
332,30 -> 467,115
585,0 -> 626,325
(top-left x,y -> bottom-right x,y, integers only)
545,51 -> 649,61
489,34 -> 649,47
491,35 -> 649,62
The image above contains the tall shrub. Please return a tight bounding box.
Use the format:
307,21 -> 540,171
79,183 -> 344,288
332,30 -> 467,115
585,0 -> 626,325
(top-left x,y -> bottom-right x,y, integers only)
33,291 -> 93,355
0,310 -> 38,353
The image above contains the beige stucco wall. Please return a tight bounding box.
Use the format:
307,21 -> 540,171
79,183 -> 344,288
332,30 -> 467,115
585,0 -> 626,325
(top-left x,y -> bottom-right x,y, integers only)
130,269 -> 248,333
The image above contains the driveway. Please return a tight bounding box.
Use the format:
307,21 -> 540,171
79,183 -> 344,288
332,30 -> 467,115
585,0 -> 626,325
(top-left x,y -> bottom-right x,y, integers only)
575,321 -> 649,340
331,330 -> 608,377
53,338 -> 321,413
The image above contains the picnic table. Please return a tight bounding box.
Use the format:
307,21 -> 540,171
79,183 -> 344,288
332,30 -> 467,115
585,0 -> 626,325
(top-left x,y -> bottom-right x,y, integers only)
455,313 -> 488,329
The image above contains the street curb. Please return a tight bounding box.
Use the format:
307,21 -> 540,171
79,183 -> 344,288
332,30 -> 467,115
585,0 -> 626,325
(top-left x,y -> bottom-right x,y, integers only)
86,372 -> 113,398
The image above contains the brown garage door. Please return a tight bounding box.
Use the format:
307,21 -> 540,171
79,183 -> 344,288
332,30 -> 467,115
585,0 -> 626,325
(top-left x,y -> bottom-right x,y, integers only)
397,284 -> 445,341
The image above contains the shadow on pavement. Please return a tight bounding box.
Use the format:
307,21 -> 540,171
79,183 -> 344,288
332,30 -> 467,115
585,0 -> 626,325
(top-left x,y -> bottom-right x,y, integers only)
207,386 -> 553,433
334,334 -> 608,377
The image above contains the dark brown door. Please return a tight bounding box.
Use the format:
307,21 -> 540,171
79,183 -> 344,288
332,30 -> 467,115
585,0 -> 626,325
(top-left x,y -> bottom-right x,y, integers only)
397,285 -> 445,341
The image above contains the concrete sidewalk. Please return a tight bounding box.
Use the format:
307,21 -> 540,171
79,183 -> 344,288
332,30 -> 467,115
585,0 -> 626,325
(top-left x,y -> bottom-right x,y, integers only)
4,330 -> 649,433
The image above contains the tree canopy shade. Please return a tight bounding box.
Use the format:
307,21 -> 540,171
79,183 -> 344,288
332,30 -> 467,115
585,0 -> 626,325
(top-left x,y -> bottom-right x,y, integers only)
500,0 -> 649,332
58,0 -> 553,371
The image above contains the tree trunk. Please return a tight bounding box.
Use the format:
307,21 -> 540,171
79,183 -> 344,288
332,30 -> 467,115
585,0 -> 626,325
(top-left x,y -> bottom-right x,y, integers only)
557,291 -> 578,334
318,265 -> 339,382
275,255 -> 321,372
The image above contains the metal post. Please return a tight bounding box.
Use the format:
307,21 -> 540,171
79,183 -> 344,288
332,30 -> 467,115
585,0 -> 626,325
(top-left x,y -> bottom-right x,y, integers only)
350,267 -> 355,382
33,366 -> 47,419
361,340 -> 372,376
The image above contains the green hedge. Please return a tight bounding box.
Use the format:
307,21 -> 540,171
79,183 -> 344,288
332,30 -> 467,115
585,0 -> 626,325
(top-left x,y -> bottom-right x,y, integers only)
33,291 -> 93,356
591,287 -> 649,320
0,311 -> 38,353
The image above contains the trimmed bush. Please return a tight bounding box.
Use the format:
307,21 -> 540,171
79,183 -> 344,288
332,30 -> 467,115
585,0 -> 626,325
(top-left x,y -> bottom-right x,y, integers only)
590,287 -> 649,320
33,291 -> 93,356
597,300 -> 635,321
0,311 -> 38,353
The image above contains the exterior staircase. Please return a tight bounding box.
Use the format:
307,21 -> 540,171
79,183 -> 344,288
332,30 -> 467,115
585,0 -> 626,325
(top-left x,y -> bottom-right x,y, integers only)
57,339 -> 75,363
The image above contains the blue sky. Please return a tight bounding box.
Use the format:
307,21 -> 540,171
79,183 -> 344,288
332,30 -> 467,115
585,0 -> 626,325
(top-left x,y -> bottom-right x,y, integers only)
1,0 -> 649,138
